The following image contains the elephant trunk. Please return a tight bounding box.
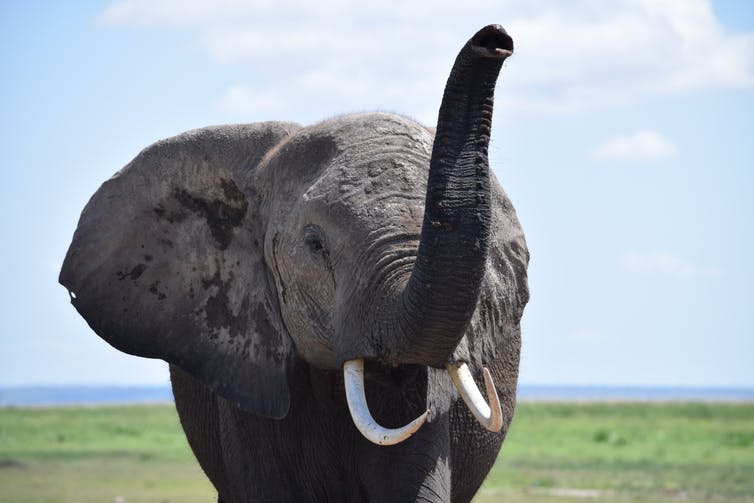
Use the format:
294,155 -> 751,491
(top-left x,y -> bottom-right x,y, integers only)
391,25 -> 513,367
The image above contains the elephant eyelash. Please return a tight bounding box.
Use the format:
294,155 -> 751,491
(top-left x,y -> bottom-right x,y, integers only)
303,225 -> 327,254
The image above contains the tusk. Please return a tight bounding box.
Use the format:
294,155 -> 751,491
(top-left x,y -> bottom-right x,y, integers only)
343,358 -> 429,445
446,363 -> 503,432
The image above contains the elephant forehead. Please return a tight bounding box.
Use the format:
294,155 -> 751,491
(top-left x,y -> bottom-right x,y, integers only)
308,112 -> 433,150
260,113 -> 432,200
298,155 -> 427,238
313,151 -> 429,199
305,115 -> 433,201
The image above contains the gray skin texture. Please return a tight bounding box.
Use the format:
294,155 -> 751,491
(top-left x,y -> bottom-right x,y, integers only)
60,25 -> 529,502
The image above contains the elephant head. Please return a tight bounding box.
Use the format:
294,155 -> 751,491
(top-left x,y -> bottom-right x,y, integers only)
60,25 -> 528,444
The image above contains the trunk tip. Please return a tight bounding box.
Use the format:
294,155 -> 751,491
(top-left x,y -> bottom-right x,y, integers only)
471,24 -> 513,58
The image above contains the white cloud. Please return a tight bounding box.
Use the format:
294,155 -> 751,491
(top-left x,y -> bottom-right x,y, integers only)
590,130 -> 677,161
621,250 -> 724,279
97,0 -> 754,117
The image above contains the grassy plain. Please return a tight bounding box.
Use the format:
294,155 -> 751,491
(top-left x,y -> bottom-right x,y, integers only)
476,402 -> 754,502
0,402 -> 752,502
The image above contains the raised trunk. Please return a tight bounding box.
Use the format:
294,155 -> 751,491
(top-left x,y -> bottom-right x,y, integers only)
391,25 -> 513,366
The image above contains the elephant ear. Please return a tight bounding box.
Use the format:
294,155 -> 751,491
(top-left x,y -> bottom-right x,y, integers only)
461,172 -> 530,396
60,122 -> 300,418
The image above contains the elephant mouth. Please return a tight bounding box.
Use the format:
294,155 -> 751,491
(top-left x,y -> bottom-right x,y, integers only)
360,359 -> 424,388
343,358 -> 502,445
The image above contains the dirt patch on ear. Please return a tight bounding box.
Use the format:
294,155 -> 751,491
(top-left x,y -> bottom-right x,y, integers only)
172,178 -> 248,250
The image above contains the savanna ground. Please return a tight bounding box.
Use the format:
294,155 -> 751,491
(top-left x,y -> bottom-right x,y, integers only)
0,402 -> 752,502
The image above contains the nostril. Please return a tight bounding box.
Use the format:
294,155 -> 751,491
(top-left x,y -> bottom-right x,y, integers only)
471,24 -> 514,57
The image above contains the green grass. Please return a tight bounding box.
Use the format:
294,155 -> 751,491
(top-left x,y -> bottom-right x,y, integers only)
1,402 -> 752,502
478,402 -> 754,502
0,405 -> 191,462
0,405 -> 213,503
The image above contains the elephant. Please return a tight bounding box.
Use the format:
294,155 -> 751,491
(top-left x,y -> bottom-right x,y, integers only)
60,24 -> 529,502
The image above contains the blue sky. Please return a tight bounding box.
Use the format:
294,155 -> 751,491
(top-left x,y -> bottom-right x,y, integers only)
1,0 -> 752,387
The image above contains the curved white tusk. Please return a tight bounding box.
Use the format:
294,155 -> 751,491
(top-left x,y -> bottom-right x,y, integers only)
343,358 -> 429,446
446,363 -> 503,432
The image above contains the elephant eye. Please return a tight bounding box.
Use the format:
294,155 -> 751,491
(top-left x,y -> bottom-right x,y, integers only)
304,225 -> 326,255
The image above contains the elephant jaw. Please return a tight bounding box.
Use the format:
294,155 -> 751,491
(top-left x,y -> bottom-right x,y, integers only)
343,358 -> 503,446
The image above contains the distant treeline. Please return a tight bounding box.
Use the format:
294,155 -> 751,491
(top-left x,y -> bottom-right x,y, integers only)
2,384 -> 753,407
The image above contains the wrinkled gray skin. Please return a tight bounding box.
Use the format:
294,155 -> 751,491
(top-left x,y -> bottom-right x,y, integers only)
60,25 -> 529,502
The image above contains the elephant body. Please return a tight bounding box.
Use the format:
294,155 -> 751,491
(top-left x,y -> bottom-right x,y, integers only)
171,359 -> 508,502
60,26 -> 529,503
